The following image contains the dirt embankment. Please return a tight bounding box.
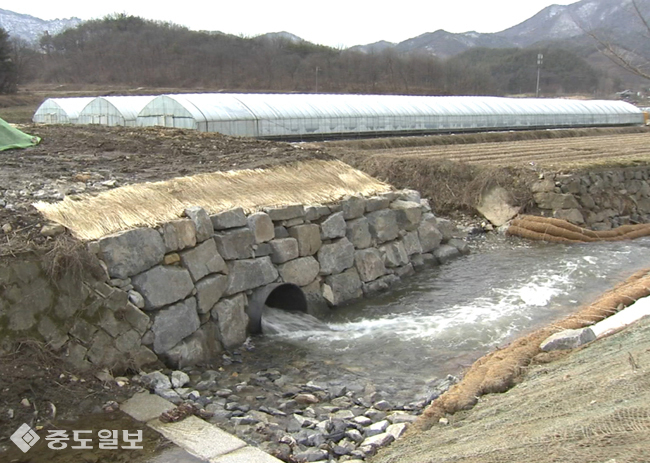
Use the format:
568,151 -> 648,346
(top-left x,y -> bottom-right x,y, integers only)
0,124 -> 331,256
325,127 -> 650,216
371,270 -> 650,463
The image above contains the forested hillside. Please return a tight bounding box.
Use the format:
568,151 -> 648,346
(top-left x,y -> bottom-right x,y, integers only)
5,14 -> 615,96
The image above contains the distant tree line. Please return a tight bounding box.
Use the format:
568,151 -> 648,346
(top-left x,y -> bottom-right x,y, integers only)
0,15 -> 616,96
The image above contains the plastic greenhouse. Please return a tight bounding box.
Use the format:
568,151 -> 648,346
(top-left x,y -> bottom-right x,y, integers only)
32,97 -> 95,124
33,93 -> 644,138
76,96 -> 156,126
136,94 -> 644,138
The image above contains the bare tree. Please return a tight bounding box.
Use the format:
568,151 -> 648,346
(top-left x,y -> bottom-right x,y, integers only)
579,0 -> 650,81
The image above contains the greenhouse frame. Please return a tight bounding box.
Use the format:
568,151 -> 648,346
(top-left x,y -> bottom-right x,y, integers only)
76,95 -> 156,127
32,97 -> 95,124
33,93 -> 645,139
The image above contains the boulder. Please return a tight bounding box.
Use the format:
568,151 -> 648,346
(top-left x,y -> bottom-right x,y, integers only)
210,207 -> 247,230
214,227 -> 255,260
540,328 -> 596,351
161,219 -> 196,252
341,195 -> 366,220
366,210 -> 399,244
477,185 -> 520,227
180,238 -> 227,281
195,274 -> 228,314
418,220 -> 443,253
320,212 -> 347,239
278,257 -> 320,287
433,244 -> 461,264
354,248 -> 387,282
247,212 -> 275,243
212,294 -> 249,349
183,207 -> 213,242
323,268 -> 363,306
402,231 -> 422,256
390,200 -> 422,231
225,257 -> 279,295
289,224 -> 322,256
269,238 -> 299,264
379,241 -> 409,268
99,228 -> 166,279
131,265 -> 194,310
151,297 -> 200,354
365,196 -> 391,213
318,238 -> 355,275
265,205 -> 305,221
534,192 -> 580,210
346,217 -> 372,249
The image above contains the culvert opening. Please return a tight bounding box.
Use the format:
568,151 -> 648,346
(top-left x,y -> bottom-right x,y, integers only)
247,283 -> 308,335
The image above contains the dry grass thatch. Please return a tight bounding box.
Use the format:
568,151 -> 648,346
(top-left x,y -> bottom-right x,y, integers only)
416,268 -> 650,430
34,160 -> 391,241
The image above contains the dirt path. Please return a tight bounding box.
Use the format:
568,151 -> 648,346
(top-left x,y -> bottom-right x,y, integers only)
372,314 -> 650,463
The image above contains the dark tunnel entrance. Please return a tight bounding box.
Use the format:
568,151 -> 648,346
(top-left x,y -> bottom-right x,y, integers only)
246,283 -> 308,334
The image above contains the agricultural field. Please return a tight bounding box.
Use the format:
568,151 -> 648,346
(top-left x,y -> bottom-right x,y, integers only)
327,128 -> 650,170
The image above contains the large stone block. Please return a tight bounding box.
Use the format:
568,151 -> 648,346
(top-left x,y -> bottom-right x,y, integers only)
341,195 -> 366,220
212,293 -> 248,349
362,274 -> 400,296
317,238 -> 355,275
164,323 -> 223,367
152,297 -> 200,354
418,220 -> 443,253
247,212 -> 275,243
195,274 -> 228,314
225,257 -> 279,295
183,207 -> 214,242
269,238 -> 299,264
402,231 -> 422,256
210,207 -> 247,230
533,192 -> 580,210
346,217 -> 372,249
390,200 -> 422,231
433,244 -> 461,264
434,217 -> 458,242
162,219 -> 197,253
278,256 -> 320,287
99,228 -> 166,279
354,249 -> 387,283
265,205 -> 305,221
365,196 -> 391,213
180,239 -> 227,281
379,241 -> 409,268
289,224 -> 322,256
214,227 -> 255,260
366,210 -> 399,244
323,268 -> 363,306
320,212 -> 346,239
131,265 -> 195,310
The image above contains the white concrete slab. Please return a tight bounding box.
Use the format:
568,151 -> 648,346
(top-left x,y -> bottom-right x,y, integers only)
209,446 -> 283,463
121,391 -> 176,422
148,415 -> 247,460
591,296 -> 650,338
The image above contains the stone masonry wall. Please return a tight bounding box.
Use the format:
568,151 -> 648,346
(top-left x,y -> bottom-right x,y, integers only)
531,166 -> 650,229
0,190 -> 468,372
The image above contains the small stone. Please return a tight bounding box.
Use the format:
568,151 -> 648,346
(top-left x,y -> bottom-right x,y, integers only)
163,253 -> 181,265
41,223 -> 66,237
2,223 -> 12,234
295,393 -> 319,405
171,370 -> 190,389
20,398 -> 31,408
439,417 -> 449,425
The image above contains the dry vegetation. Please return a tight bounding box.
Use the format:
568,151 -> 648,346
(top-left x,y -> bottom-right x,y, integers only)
329,128 -> 650,215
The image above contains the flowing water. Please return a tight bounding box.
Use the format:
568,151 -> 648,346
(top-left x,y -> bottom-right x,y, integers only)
256,234 -> 650,404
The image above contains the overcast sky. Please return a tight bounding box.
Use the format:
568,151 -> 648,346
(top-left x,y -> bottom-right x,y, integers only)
11,1 -> 577,48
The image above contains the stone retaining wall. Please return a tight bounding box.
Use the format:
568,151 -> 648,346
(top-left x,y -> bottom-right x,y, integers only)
531,166 -> 650,229
0,190 -> 468,372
